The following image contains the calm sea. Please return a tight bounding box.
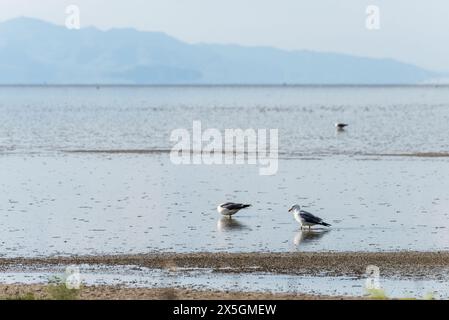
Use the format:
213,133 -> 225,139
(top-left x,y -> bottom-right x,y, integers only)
1,86 -> 449,257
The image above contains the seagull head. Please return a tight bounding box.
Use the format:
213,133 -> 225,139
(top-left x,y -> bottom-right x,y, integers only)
288,204 -> 301,213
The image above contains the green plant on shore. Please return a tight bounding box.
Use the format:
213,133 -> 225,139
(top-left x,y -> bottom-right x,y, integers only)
46,275 -> 81,300
366,288 -> 437,300
366,288 -> 388,300
422,292 -> 436,300
5,292 -> 36,300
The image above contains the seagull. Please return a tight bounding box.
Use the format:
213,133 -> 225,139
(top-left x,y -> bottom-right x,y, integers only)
288,204 -> 331,229
217,202 -> 251,218
335,123 -> 348,131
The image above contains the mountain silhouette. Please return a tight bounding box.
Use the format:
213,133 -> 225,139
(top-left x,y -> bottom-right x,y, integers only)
0,17 -> 441,84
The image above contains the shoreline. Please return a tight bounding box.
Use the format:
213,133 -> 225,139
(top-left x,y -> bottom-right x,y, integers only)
0,284 -> 361,300
1,252 -> 447,299
1,251 -> 449,279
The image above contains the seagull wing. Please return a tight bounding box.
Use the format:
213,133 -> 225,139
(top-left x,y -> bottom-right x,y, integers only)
299,210 -> 323,224
221,202 -> 251,210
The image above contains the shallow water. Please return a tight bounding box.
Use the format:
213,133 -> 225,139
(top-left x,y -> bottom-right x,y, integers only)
1,86 -> 449,257
1,85 -> 449,156
2,264 -> 449,299
1,154 -> 449,256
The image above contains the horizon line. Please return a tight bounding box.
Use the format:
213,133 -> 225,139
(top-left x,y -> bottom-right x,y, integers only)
1,84 -> 449,88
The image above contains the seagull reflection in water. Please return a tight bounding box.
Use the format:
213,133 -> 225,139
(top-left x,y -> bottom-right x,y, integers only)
293,229 -> 330,246
217,216 -> 249,232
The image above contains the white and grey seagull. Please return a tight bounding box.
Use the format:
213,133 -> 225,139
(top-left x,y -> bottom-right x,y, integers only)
288,204 -> 331,229
217,202 -> 251,218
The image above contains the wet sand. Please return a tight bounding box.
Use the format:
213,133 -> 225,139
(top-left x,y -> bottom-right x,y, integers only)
1,251 -> 449,279
0,284 -> 357,300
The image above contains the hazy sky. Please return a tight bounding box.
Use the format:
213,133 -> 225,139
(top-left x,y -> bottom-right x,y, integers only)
1,0 -> 448,72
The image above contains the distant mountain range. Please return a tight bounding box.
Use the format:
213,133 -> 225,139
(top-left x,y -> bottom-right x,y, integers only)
0,17 -> 444,85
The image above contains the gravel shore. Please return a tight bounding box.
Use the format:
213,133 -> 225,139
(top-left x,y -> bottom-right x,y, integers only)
1,251 -> 449,279
0,284 -> 358,300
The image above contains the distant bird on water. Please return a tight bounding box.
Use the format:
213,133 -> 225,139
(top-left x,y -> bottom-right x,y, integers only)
335,123 -> 348,131
217,202 -> 251,218
288,204 -> 331,229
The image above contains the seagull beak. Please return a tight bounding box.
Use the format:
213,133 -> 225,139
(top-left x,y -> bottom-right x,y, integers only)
288,208 -> 292,212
